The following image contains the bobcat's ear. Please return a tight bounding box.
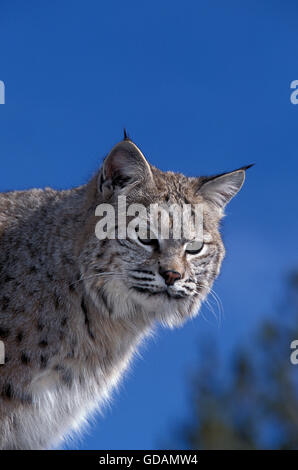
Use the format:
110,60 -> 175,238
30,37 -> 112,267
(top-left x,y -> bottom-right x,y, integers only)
98,139 -> 153,195
198,165 -> 253,211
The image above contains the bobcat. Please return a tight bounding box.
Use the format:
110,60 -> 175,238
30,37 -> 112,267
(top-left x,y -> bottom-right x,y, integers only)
0,134 -> 251,449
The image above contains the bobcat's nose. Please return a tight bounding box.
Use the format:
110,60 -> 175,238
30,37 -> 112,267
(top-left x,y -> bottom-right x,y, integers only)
159,268 -> 182,286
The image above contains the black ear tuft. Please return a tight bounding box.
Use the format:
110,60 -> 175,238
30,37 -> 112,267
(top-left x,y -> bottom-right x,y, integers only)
197,164 -> 253,211
205,164 -> 255,183
235,163 -> 255,172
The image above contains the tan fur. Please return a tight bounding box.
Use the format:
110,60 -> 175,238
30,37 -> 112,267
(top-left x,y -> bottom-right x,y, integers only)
0,137 -> 249,449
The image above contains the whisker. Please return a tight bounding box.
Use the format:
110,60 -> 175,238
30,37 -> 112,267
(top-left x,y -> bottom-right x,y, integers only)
197,282 -> 224,310
204,297 -> 221,326
196,282 -> 224,327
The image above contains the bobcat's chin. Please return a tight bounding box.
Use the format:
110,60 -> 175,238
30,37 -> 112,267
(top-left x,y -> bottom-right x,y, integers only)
113,278 -> 202,327
84,276 -> 202,328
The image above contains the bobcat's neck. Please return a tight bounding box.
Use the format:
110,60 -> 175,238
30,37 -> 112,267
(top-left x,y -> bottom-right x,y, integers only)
23,184 -> 154,393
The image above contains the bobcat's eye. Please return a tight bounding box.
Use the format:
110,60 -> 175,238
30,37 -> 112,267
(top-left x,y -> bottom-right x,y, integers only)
185,241 -> 204,255
138,236 -> 159,249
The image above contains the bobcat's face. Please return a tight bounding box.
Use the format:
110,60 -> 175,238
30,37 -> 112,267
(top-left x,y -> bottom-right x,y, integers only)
80,138 -> 250,327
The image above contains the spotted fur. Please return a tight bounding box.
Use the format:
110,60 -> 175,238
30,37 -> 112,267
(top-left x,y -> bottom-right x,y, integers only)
0,136 -> 250,449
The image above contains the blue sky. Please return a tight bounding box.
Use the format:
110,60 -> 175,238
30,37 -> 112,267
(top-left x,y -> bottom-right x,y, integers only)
0,0 -> 298,449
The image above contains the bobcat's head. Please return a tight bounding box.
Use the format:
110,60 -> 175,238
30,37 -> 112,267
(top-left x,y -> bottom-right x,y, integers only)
79,135 -> 251,328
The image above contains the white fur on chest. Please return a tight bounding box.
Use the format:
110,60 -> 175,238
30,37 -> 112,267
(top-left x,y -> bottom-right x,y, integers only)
28,299 -> 151,449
